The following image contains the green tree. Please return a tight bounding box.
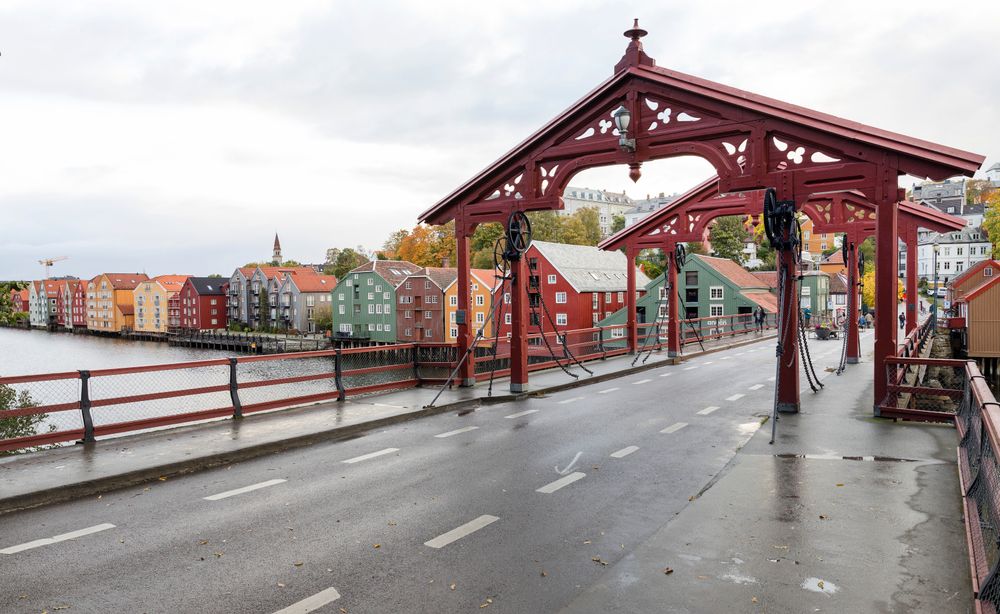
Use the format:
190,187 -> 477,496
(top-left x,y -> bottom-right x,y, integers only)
312,304 -> 333,332
686,241 -> 708,255
709,216 -> 749,264
257,292 -> 271,332
0,384 -> 45,455
984,191 -> 1000,259
611,214 -> 626,235
329,248 -> 371,279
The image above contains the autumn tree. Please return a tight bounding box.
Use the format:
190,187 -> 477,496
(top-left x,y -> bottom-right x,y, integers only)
327,248 -> 370,279
983,191 -> 1000,259
966,179 -> 996,205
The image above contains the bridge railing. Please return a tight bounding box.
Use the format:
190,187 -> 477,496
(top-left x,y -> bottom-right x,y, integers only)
954,361 -> 1000,613
679,312 -> 777,346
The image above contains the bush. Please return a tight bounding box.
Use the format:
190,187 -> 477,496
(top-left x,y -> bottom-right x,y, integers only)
0,383 -> 49,456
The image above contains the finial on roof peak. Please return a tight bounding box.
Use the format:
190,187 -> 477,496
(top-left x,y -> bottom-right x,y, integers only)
615,18 -> 655,73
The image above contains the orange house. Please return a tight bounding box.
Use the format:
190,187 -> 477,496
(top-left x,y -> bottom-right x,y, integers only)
799,217 -> 836,264
444,269 -> 495,342
819,249 -> 846,277
87,273 -> 149,332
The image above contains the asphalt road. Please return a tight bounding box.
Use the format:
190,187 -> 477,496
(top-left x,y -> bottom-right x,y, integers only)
0,332 -> 869,614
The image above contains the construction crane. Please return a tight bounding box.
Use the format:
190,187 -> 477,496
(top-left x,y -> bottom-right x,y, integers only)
39,256 -> 68,279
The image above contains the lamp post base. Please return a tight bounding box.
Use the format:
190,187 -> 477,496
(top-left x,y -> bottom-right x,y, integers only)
777,401 -> 800,414
510,383 -> 529,393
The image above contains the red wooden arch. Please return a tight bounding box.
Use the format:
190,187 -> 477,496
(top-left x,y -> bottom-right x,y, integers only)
421,20 -> 983,410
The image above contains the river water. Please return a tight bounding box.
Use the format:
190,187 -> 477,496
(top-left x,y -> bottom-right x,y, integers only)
0,327 -> 230,377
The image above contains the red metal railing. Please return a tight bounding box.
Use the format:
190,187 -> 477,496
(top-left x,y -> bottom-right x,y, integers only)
1,317 -> 774,453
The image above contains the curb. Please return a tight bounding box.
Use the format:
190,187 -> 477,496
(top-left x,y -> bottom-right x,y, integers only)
0,334 -> 771,515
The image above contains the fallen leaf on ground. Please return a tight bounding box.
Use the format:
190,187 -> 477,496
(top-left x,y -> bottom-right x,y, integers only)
688,496 -> 696,501
752,596 -> 759,603
340,609 -> 348,613
582,540 -> 591,544
663,567 -> 674,575
54,607 -> 71,611
818,580 -> 825,589
158,476 -> 168,481
277,583 -> 285,588
293,562 -> 303,567
591,556 -> 608,566
388,521 -> 397,526
836,483 -> 844,487
450,583 -> 456,591
213,552 -> 224,558
540,571 -> 548,577
819,515 -> 828,520
198,539 -> 209,545
772,545 -> 789,550
373,544 -> 381,549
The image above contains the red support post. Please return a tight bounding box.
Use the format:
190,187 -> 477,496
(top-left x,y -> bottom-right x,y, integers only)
666,243 -> 680,357
456,228 -> 476,386
509,254 -> 529,393
873,199 -> 899,414
777,248 -> 801,413
845,237 -> 861,364
626,246 -> 638,354
904,222 -> 918,335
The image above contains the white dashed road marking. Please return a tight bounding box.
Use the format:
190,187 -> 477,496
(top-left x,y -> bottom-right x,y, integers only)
558,396 -> 584,404
610,446 -> 639,458
342,448 -> 400,464
703,361 -> 714,365
598,387 -> 619,394
748,384 -> 764,391
2,523 -> 116,555
434,426 -> 479,438
696,406 -> 720,416
767,376 -> 776,382
660,372 -> 673,377
632,379 -> 652,385
660,422 -> 688,434
536,472 -> 587,494
505,410 -> 539,419
726,393 -> 745,401
424,515 -> 500,549
683,366 -> 698,371
204,479 -> 287,501
273,587 -> 342,614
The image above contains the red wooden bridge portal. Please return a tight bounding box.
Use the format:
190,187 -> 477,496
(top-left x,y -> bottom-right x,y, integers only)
419,20 -> 983,413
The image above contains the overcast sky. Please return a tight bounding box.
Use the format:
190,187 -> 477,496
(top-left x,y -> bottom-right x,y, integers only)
1,0 -> 997,280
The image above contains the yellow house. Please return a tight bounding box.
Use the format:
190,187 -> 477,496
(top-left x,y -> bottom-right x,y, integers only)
444,269 -> 495,342
87,273 -> 149,332
133,275 -> 189,334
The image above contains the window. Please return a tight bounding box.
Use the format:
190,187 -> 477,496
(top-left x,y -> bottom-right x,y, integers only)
685,271 -> 698,286
449,295 -> 458,306
605,292 -> 612,304
957,247 -> 964,256
592,293 -> 599,309
423,328 -> 433,339
384,324 -> 391,332
475,295 -> 484,306
425,310 -> 432,319
504,313 -> 511,325
383,292 -> 390,300
944,262 -> 951,270
709,286 -> 723,300
368,323 -> 374,331
556,313 -> 568,326
368,304 -> 374,314
404,328 -> 412,337
368,278 -> 373,286
368,292 -> 374,300
547,274 -> 556,284
384,303 -> 390,312
450,312 -> 456,322
710,304 -> 724,317
472,283 -> 479,292
451,327 -> 458,338
376,304 -> 383,314
338,305 -> 345,315
617,291 -> 623,302
306,296 -> 315,307
425,280 -> 431,289
476,312 -> 485,324
504,293 -> 511,304
801,286 -> 811,296
405,281 -> 411,289
985,267 -> 994,278
211,318 -> 218,325
376,323 -> 383,331
555,292 -> 567,304
405,310 -> 412,319
210,299 -> 217,305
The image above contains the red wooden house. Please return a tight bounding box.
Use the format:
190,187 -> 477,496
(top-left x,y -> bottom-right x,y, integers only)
11,288 -> 29,313
178,277 -> 227,331
396,267 -> 456,343
495,240 -> 649,336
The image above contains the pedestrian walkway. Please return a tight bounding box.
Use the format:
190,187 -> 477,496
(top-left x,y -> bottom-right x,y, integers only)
561,337 -> 969,613
0,330 -> 774,513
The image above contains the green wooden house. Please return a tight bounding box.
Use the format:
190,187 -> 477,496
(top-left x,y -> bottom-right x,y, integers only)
798,270 -> 831,324
330,260 -> 422,343
598,254 -> 777,336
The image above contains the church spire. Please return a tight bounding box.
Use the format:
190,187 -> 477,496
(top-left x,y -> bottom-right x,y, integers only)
272,233 -> 282,265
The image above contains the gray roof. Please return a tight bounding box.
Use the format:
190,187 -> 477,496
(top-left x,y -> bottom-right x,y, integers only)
187,277 -> 226,295
531,240 -> 650,292
919,226 -> 989,245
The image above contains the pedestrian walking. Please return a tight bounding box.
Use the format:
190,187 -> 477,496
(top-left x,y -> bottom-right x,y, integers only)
898,312 -> 905,330
858,314 -> 866,331
865,313 -> 873,329
755,306 -> 765,333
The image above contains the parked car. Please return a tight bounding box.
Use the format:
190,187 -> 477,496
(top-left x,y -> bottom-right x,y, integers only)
935,287 -> 947,298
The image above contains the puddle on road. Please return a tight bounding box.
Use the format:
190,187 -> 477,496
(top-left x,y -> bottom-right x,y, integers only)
801,577 -> 839,595
775,453 -> 922,463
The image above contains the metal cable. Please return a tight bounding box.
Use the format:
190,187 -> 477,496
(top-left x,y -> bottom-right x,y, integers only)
536,287 -> 592,375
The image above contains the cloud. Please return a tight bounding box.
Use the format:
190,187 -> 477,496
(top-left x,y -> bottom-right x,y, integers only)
0,0 -> 996,279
